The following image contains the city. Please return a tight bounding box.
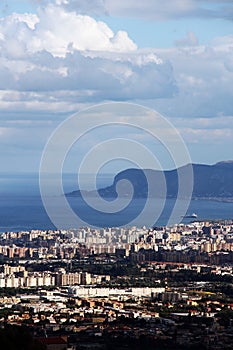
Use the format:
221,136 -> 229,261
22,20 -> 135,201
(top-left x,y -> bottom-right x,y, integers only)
0,221 -> 233,349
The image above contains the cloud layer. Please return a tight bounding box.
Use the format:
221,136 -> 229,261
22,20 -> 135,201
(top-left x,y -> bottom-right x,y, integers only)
0,2 -> 232,119
0,1 -> 233,171
42,0 -> 233,21
0,3 -> 178,112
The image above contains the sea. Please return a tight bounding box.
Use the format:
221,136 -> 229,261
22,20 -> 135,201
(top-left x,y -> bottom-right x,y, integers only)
0,173 -> 233,232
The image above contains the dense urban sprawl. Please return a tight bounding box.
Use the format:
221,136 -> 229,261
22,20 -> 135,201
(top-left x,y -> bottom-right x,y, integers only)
0,220 -> 233,349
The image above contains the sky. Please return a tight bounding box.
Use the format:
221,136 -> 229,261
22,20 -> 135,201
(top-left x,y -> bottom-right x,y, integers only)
0,0 -> 233,174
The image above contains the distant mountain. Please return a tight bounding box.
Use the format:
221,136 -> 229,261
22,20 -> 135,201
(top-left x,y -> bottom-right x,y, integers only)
67,161 -> 233,199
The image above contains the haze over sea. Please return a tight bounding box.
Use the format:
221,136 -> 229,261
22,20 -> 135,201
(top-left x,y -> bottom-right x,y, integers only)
0,173 -> 233,233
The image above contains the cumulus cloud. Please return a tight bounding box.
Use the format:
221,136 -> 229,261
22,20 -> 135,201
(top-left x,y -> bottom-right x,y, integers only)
0,51 -> 176,106
0,3 -> 177,108
0,4 -> 136,58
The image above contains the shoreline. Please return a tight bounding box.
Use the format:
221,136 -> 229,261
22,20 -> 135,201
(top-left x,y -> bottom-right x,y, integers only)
67,192 -> 233,203
192,197 -> 233,203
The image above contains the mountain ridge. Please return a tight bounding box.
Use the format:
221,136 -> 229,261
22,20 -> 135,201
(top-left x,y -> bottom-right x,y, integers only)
66,161 -> 233,200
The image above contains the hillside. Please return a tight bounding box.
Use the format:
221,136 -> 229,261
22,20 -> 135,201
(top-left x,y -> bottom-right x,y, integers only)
67,161 -> 233,199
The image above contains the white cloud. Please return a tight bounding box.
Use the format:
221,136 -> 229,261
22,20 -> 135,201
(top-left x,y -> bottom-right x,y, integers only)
9,12 -> 39,29
0,4 -> 136,58
0,3 -> 177,108
210,34 -> 233,52
1,1 -> 232,172
0,1 -> 232,120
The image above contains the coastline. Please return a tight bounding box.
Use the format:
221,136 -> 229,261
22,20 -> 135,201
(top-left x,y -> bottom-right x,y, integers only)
67,191 -> 233,204
192,197 -> 233,203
